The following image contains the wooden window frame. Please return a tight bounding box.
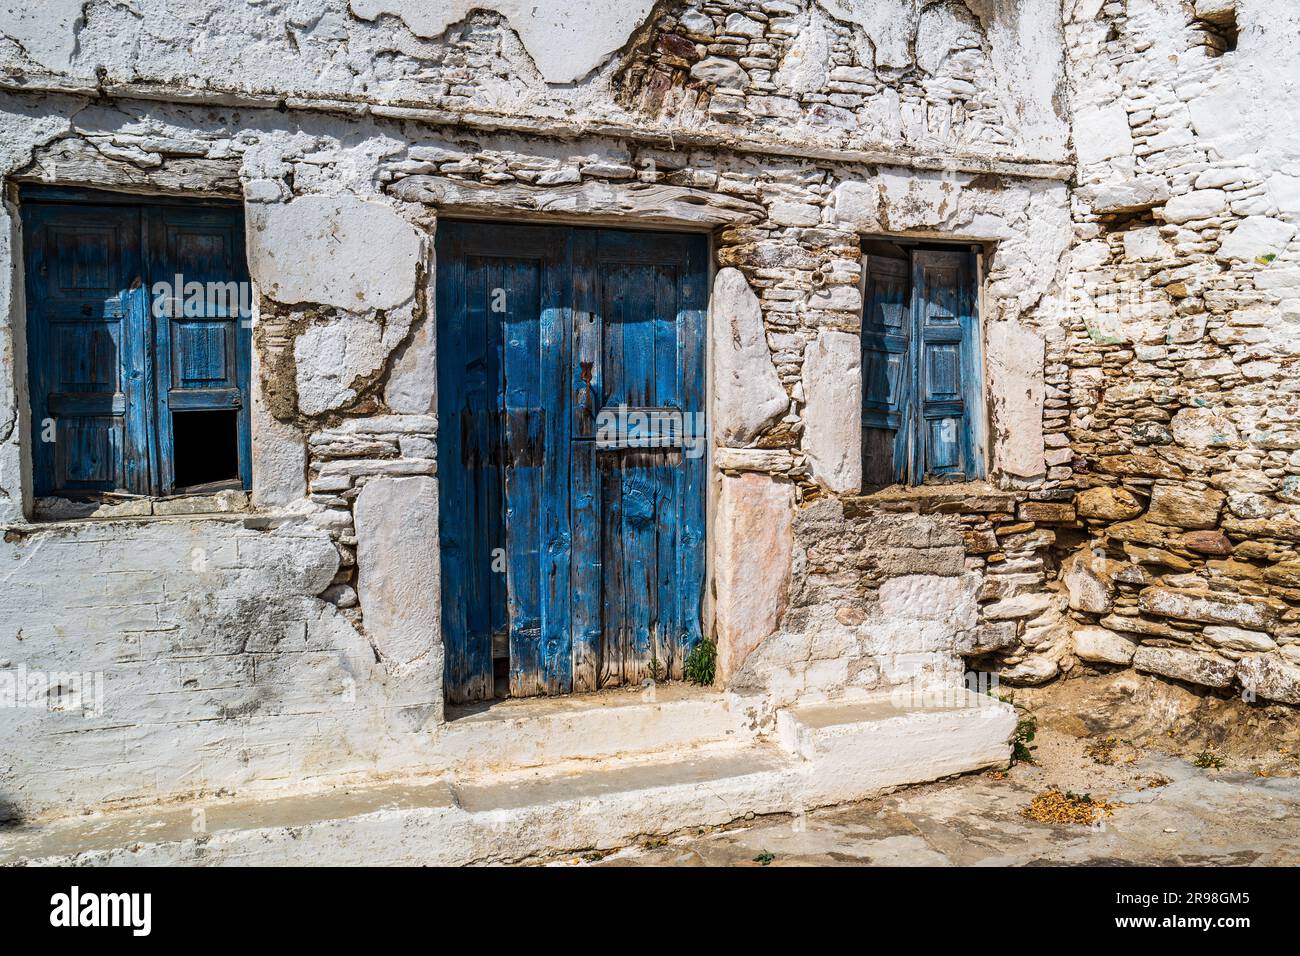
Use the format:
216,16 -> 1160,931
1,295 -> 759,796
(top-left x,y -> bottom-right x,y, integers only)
860,240 -> 986,488
19,186 -> 253,501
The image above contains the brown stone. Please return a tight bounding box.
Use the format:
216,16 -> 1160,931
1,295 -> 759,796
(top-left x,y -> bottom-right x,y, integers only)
835,606 -> 866,626
1100,613 -> 1195,640
962,528 -> 999,554
1094,455 -> 1185,480
1122,542 -> 1194,571
1182,530 -> 1233,555
1106,519 -> 1183,549
1076,486 -> 1144,521
995,521 -> 1035,536
1238,653 -> 1300,704
1062,549 -> 1116,614
1145,482 -> 1225,530
1264,561 -> 1300,589
1018,502 -> 1077,523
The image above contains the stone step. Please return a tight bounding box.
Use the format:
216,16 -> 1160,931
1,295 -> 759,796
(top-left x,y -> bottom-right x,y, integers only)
433,683 -> 755,773
776,687 -> 1017,807
1,688 -> 1014,866
1,744 -> 799,866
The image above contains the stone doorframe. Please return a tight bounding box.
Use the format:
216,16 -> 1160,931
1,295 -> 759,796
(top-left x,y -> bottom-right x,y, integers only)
391,174 -> 770,695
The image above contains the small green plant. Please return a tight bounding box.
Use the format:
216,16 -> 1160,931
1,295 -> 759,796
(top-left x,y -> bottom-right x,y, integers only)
753,850 -> 775,866
1194,749 -> 1225,770
646,654 -> 665,683
1256,253 -> 1277,265
1012,715 -> 1037,765
684,638 -> 717,686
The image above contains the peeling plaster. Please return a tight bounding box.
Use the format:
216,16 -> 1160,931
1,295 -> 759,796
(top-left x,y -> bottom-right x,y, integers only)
348,0 -> 658,83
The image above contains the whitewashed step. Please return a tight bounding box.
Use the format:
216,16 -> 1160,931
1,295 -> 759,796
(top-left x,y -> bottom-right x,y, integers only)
777,687 -> 1016,807
1,744 -> 799,867
434,684 -> 754,773
1,689 -> 1014,866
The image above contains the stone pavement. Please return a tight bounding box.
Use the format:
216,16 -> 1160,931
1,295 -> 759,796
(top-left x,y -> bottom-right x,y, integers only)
577,749 -> 1300,867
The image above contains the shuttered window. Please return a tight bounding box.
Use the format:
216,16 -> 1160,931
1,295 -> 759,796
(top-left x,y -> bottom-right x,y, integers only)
860,247 -> 984,486
21,190 -> 252,499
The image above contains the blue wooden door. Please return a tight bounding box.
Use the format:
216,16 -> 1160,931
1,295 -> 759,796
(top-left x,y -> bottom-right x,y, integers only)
437,222 -> 707,703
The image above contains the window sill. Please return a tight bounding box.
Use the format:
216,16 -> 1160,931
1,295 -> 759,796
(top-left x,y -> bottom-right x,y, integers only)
30,489 -> 252,523
847,479 -> 1017,515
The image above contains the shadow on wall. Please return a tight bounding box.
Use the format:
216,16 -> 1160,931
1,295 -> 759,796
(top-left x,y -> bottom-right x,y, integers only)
0,795 -> 24,828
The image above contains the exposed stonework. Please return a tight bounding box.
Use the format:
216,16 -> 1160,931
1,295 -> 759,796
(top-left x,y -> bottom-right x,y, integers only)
4,0 -> 1299,834
1028,0 -> 1300,706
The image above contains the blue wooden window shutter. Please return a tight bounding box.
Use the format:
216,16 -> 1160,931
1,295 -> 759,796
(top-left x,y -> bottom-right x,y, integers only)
861,248 -> 983,485
22,191 -> 251,499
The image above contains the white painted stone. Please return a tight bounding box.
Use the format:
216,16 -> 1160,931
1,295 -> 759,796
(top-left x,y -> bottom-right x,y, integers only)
1072,626 -> 1136,665
801,330 -> 862,493
865,573 -> 981,661
831,181 -> 882,231
248,196 -> 421,311
250,333 -> 307,507
985,320 -> 1044,480
384,313 -> 436,415
1123,226 -> 1171,262
1217,216 -> 1297,262
777,690 -> 1015,807
1161,189 -> 1229,225
710,268 -> 788,447
1072,103 -> 1133,168
1063,551 -> 1115,614
774,6 -> 832,94
691,56 -> 748,87
714,473 -> 795,684
354,477 -> 442,694
348,0 -> 657,83
0,0 -> 86,72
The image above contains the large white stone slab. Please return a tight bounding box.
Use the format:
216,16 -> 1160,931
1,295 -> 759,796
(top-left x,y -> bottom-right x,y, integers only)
248,196 -> 421,311
1217,216 -> 1297,262
354,476 -> 442,684
714,473 -> 795,683
985,320 -> 1045,480
711,268 -> 788,447
801,330 -> 861,493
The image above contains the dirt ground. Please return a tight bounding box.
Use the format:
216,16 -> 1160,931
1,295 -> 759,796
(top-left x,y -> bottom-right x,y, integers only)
561,672 -> 1300,867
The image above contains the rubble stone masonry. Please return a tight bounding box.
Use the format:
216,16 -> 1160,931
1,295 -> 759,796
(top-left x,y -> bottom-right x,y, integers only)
0,0 -> 1296,819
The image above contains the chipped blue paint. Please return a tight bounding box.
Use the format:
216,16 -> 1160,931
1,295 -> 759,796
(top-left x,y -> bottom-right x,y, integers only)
861,249 -> 982,484
21,191 -> 250,497
436,222 -> 706,702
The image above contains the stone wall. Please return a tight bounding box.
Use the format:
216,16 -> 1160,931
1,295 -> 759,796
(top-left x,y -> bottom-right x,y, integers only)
1025,0 -> 1300,705
16,0 -> 1293,819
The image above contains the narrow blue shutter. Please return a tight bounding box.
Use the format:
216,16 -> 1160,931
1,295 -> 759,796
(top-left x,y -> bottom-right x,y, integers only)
911,249 -> 982,481
22,203 -> 151,496
860,255 -> 912,484
148,205 -> 252,493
